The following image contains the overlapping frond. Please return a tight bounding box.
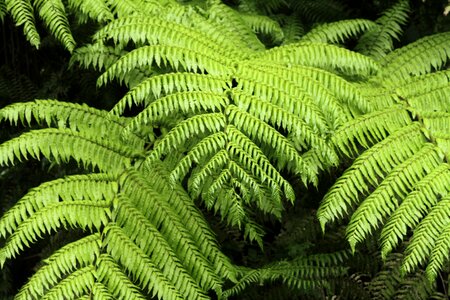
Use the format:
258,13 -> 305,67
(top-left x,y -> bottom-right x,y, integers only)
302,19 -> 376,44
319,54 -> 450,281
378,31 -> 450,83
223,251 -> 349,297
355,0 -> 410,60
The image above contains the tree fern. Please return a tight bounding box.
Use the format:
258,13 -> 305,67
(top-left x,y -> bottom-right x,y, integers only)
319,29 -> 450,282
0,101 -> 237,299
71,4 -> 383,243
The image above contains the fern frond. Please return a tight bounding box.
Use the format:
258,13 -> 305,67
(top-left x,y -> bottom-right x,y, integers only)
0,174 -> 116,238
34,0 -> 75,52
240,13 -> 284,43
402,195 -> 450,277
93,15 -> 244,60
318,123 -> 426,228
0,100 -> 145,148
0,128 -> 139,174
125,91 -> 228,133
235,64 -> 345,129
143,162 -> 238,282
70,43 -> 125,72
41,265 -> 96,300
224,252 -> 348,297
395,71 -> 450,112
379,32 -> 450,83
331,105 -> 412,156
207,1 -> 265,51
67,0 -> 113,22
114,198 -> 209,299
0,0 -> 6,22
16,234 -> 101,299
278,14 -> 304,44
0,200 -> 111,265
147,113 -> 226,162
111,72 -> 230,115
302,19 -> 376,44
346,143 -> 443,250
250,42 -> 379,77
226,105 -> 315,184
380,164 -> 450,258
5,0 -> 40,48
96,254 -> 146,300
119,170 -> 224,291
355,0 -> 410,60
98,44 -> 232,86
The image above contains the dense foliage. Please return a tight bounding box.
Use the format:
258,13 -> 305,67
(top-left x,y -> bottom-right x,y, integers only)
0,0 -> 449,299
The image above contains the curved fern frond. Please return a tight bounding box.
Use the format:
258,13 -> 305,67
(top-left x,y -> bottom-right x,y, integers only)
0,100 -> 145,148
402,195 -> 450,278
355,0 -> 410,60
240,13 -> 284,43
111,72 -> 230,115
223,251 -> 349,297
301,19 -> 376,44
378,32 -> 450,83
34,0 -> 75,52
67,0 -> 113,22
331,105 -> 412,156
5,0 -> 40,48
0,128 -> 138,174
16,234 -> 101,299
0,200 -> 111,265
318,123 -> 426,228
346,143 -> 443,250
0,174 -> 116,238
250,42 -> 379,77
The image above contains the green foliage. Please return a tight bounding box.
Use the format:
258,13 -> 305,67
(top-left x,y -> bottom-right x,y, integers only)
1,0 -> 450,298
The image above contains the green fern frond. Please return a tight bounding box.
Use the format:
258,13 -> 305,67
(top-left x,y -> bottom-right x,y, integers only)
207,1 -> 265,51
346,143 -> 443,250
34,0 -> 75,52
380,164 -> 450,259
0,128 -> 138,174
16,234 -> 101,299
355,0 -> 410,60
223,252 -> 349,297
318,123 -> 426,228
240,13 -> 284,43
302,19 -> 376,44
378,32 -> 450,83
96,254 -> 146,300
251,42 -> 379,77
402,195 -> 450,277
5,0 -> 40,48
395,72 -> 450,112
0,200 -> 111,265
70,44 -> 125,72
331,105 -> 412,156
111,72 -> 230,115
67,0 -> 113,22
0,0 -> 6,22
118,169 -> 225,291
0,100 -> 145,148
97,44 -> 232,86
278,14 -> 304,44
93,15 -> 244,60
0,174 -> 116,238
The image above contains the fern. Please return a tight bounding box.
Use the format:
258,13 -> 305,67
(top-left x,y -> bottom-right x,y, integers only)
355,0 -> 410,60
319,28 -> 450,282
0,101 -> 237,299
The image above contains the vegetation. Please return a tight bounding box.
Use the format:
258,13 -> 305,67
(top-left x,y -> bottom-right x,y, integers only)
0,0 -> 449,299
